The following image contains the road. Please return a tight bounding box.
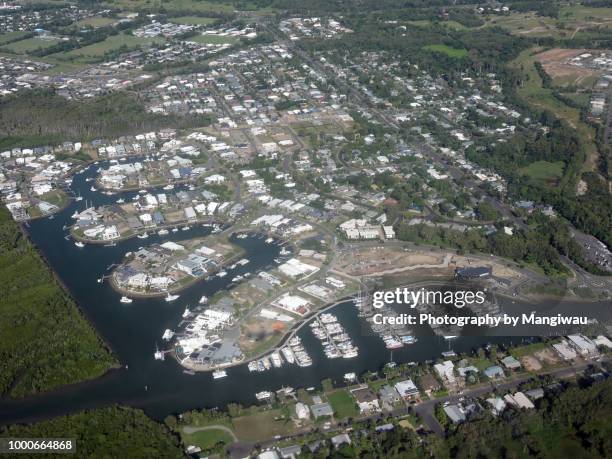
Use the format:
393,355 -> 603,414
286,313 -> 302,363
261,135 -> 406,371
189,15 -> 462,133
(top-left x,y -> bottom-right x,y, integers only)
414,360 -> 595,434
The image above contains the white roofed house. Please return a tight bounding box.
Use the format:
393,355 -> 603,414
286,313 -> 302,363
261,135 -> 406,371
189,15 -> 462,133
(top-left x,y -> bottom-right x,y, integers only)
139,213 -> 154,227
205,174 -> 226,184
567,334 -> 598,358
434,360 -> 455,383
102,225 -> 120,240
184,206 -> 197,221
394,379 -> 419,400
127,273 -> 149,289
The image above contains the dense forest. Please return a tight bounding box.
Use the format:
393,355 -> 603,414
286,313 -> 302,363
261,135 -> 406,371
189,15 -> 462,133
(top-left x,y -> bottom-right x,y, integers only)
0,89 -> 213,149
0,207 -> 115,397
0,406 -> 184,458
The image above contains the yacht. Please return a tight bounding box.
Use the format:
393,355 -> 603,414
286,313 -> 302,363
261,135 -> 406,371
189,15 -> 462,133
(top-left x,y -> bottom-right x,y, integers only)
137,232 -> 149,239
182,307 -> 190,318
265,237 -> 274,244
74,241 -> 85,248
255,391 -> 272,401
270,352 -> 283,368
212,370 -> 227,379
281,347 -> 295,364
171,228 -> 179,233
165,293 -> 179,302
198,296 -> 208,304
162,329 -> 174,341
154,350 -> 165,361
75,195 -> 83,202
163,184 -> 174,191
158,229 -> 169,236
116,198 -> 125,204
217,270 -> 227,278
90,186 -> 96,192
120,296 -> 133,304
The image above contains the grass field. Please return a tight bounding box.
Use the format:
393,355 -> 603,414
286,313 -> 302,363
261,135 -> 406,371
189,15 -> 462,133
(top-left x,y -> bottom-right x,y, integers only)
520,161 -> 565,183
169,16 -> 217,26
232,409 -> 294,442
406,19 -> 467,30
328,390 -> 358,419
74,16 -> 117,28
0,31 -> 30,45
180,428 -> 234,451
56,34 -> 163,62
103,0 -> 235,13
510,342 -> 551,359
2,37 -> 60,54
423,44 -> 467,58
188,33 -> 238,45
39,189 -> 70,209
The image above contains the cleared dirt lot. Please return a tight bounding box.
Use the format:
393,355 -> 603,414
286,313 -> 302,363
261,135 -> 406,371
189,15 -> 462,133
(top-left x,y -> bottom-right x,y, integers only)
535,48 -> 601,87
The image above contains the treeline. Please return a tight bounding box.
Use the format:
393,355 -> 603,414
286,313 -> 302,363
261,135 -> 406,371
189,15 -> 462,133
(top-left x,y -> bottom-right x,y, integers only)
299,379 -> 611,458
0,89 -> 214,149
509,0 -> 560,18
439,378 -> 612,458
394,217 -> 568,275
0,406 -> 184,458
467,114 -> 611,251
301,16 -> 528,82
0,207 -> 115,397
467,118 -> 582,173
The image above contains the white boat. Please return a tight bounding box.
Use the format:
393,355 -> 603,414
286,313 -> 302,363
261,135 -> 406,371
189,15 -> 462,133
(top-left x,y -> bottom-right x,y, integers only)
255,391 -> 272,401
75,196 -> 83,202
265,237 -> 274,243
138,189 -> 147,194
171,228 -> 179,233
137,232 -> 149,239
213,370 -> 227,379
162,329 -> 174,341
182,307 -> 190,318
198,296 -> 208,304
158,229 -> 169,236
343,349 -> 359,359
270,352 -> 283,368
154,350 -> 165,361
281,347 -> 295,364
116,198 -> 125,204
90,186 -> 96,192
163,184 -> 174,190
182,226 -> 190,231
217,270 -> 227,278
74,241 -> 85,248
165,293 -> 179,302
120,296 -> 133,304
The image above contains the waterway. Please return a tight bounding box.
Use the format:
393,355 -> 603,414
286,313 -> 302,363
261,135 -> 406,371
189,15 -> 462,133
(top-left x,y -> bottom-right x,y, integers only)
0,162 -> 607,425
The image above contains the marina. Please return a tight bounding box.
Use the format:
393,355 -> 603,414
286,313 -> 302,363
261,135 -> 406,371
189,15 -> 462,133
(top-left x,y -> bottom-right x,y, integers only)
0,162 -> 606,427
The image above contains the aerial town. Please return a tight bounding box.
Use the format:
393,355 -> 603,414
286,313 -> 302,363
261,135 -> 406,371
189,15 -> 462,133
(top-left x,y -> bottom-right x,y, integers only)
0,0 -> 611,458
